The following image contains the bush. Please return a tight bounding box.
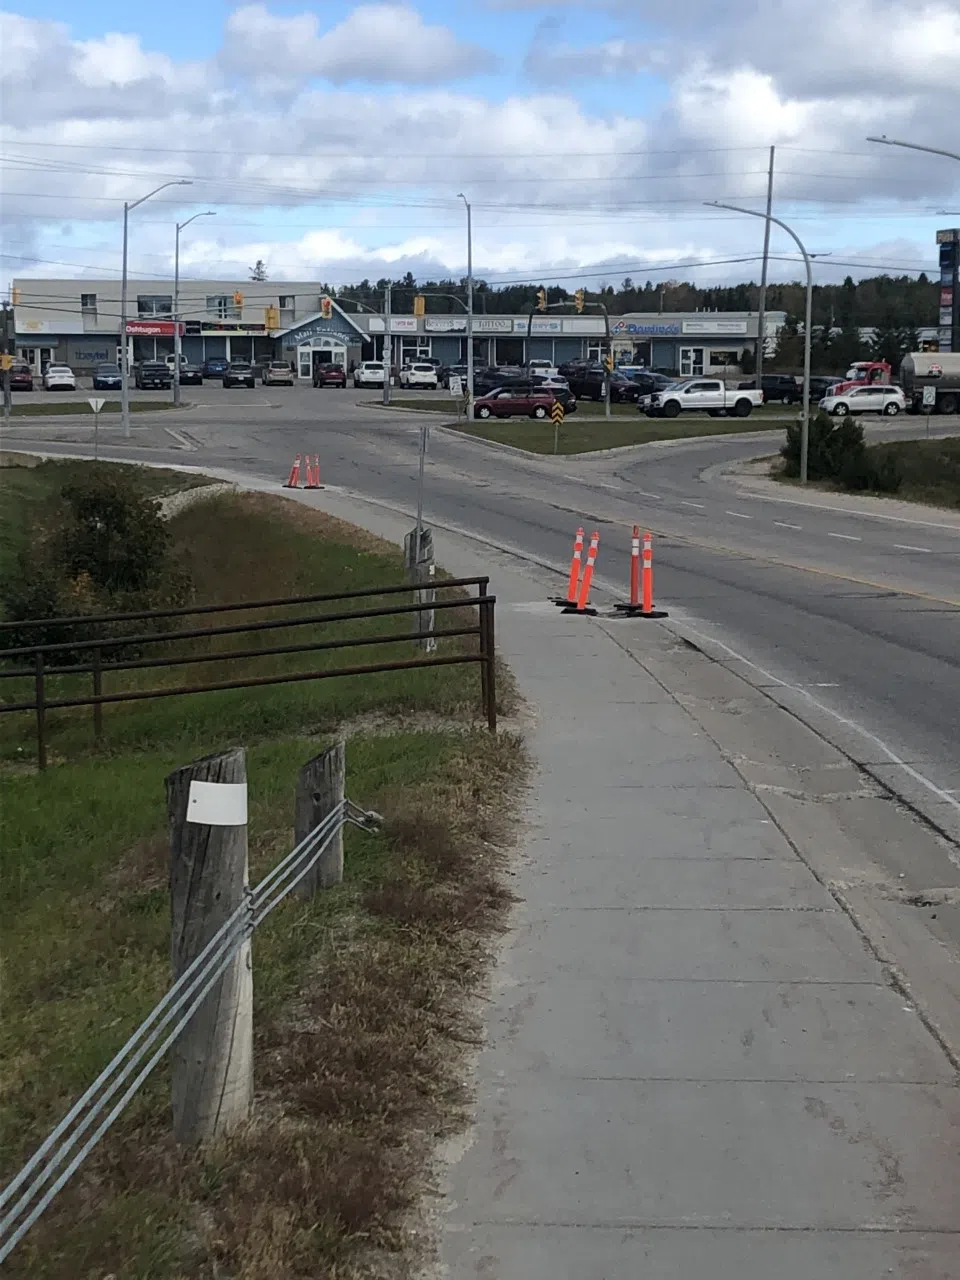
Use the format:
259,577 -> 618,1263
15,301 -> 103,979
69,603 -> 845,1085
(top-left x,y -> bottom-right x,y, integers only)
781,410 -> 865,481
59,468 -> 171,594
0,468 -> 192,660
839,450 -> 903,494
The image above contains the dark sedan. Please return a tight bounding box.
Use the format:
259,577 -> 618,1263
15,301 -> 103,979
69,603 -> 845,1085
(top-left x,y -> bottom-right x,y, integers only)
202,356 -> 229,378
92,362 -> 122,390
178,363 -> 203,385
313,362 -> 346,387
9,362 -> 34,391
223,361 -> 255,388
134,361 -> 172,390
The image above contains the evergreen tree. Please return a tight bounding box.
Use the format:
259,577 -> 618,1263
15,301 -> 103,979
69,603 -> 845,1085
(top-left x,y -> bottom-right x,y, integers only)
249,259 -> 268,282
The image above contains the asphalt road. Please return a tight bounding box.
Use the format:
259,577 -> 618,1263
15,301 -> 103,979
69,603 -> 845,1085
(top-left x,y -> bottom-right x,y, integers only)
3,388 -> 958,838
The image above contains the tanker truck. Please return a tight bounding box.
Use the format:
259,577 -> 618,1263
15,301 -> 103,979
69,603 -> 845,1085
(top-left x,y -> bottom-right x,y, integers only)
899,352 -> 960,415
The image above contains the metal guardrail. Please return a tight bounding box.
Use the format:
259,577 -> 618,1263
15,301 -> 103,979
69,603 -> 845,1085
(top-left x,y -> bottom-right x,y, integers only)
0,578 -> 498,767
0,797 -> 382,1264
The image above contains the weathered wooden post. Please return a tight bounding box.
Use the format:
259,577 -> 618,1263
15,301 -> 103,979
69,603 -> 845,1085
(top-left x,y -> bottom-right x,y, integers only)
404,525 -> 435,650
295,741 -> 346,898
166,747 -> 253,1145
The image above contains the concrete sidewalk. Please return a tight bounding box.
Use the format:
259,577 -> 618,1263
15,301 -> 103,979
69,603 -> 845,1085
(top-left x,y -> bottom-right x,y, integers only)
291,486 -> 960,1280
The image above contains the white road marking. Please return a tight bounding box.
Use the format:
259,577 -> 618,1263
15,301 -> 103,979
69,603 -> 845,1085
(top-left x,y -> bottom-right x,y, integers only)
673,622 -> 960,819
774,521 -> 802,530
827,532 -> 861,541
725,510 -> 752,519
893,543 -> 932,554
636,489 -> 663,500
681,500 -> 706,509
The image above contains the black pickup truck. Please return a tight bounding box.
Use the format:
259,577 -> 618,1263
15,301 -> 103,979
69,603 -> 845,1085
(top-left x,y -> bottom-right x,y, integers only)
134,361 -> 172,390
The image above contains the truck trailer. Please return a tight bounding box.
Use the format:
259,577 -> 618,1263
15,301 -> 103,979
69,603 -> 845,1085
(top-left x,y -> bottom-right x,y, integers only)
899,352 -> 960,415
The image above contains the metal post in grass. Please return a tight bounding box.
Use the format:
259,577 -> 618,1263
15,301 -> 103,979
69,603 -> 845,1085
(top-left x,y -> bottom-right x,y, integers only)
295,742 -> 346,897
479,588 -> 497,732
166,747 -> 253,1145
34,650 -> 47,771
91,646 -> 103,743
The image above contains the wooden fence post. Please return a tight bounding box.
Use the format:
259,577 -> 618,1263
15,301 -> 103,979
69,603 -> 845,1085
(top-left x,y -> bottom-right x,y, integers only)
166,747 -> 253,1145
295,741 -> 346,897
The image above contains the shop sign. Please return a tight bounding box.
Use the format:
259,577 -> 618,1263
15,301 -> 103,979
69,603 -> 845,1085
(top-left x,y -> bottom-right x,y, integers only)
474,317 -> 513,333
514,317 -> 563,333
283,321 -> 358,346
936,228 -> 960,244
124,320 -> 184,337
562,317 -> 606,335
940,308 -> 954,326
425,316 -> 465,332
681,319 -> 748,335
941,288 -> 954,307
611,319 -> 681,336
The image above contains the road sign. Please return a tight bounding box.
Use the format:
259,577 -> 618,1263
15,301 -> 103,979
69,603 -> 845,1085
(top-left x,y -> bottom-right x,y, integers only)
922,385 -> 937,407
449,376 -> 462,397
551,399 -> 564,425
87,398 -> 105,414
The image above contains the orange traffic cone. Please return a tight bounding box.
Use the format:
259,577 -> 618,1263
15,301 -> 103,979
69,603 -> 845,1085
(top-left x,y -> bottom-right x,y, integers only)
553,526 -> 584,606
284,454 -> 302,488
562,531 -> 599,616
304,455 -> 323,489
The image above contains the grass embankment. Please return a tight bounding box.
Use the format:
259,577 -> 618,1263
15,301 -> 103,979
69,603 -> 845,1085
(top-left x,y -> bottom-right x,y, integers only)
0,463 -> 525,1278
451,412 -> 786,454
774,435 -> 960,508
7,400 -> 175,416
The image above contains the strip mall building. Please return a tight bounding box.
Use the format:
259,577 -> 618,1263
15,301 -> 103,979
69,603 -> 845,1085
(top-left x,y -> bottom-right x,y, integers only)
10,277 -> 786,379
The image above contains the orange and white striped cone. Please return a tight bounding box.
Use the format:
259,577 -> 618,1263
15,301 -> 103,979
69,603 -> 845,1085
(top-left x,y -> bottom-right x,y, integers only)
615,528 -> 668,617
562,530 -> 599,615
553,526 -> 584,605
284,454 -> 302,488
304,455 -> 323,489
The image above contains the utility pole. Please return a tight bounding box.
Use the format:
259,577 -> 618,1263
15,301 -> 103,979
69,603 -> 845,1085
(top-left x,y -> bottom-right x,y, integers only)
174,211 -> 216,407
459,194 -> 474,418
382,282 -> 392,405
1,301 -> 14,427
755,145 -> 775,385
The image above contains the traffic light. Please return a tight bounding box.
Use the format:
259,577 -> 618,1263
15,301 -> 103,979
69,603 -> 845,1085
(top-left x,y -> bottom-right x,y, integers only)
232,290 -> 244,307
604,353 -> 614,372
264,305 -> 280,329
11,288 -> 22,306
413,294 -> 426,317
536,288 -> 547,312
574,288 -> 585,313
320,296 -> 333,320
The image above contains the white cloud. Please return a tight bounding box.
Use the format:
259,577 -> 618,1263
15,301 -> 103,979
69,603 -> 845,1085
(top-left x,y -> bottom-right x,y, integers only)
525,38 -> 663,79
2,2 -> 958,291
220,3 -> 494,88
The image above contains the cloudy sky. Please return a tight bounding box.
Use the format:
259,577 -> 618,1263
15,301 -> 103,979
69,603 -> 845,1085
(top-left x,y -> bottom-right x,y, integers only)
3,0 -> 960,290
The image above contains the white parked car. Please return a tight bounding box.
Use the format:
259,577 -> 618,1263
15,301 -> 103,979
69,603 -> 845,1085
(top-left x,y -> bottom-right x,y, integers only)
531,374 -> 570,391
43,364 -> 76,391
354,361 -> 387,388
819,385 -> 906,417
399,362 -> 439,389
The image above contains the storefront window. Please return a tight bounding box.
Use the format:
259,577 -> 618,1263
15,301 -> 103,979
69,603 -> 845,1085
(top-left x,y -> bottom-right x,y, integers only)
709,350 -> 739,367
680,346 -> 705,376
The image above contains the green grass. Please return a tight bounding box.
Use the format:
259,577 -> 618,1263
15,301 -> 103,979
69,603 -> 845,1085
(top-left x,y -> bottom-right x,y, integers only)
773,434 -> 960,509
0,461 -> 525,1277
450,411 -> 789,454
7,400 -> 176,416
0,457 -> 208,589
860,435 -> 960,507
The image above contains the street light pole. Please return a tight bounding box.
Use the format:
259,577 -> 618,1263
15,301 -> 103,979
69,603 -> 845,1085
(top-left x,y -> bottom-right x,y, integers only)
458,193 -> 474,418
173,211 -> 215,407
866,136 -> 960,164
120,179 -> 192,437
382,282 -> 392,405
707,200 -> 814,485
